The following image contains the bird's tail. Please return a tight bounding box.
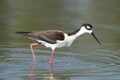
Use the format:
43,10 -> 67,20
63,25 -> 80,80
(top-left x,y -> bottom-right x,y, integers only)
15,32 -> 31,36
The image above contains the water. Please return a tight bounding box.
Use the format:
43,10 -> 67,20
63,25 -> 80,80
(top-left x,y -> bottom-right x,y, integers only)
0,0 -> 120,80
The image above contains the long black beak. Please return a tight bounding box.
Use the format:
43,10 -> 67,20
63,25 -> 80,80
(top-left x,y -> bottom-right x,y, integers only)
91,32 -> 101,45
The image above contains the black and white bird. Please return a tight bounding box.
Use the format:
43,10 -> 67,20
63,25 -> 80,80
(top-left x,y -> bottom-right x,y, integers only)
16,23 -> 101,64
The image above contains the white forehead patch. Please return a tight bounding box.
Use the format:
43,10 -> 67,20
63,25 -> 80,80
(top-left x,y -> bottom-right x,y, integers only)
87,26 -> 91,29
86,26 -> 91,29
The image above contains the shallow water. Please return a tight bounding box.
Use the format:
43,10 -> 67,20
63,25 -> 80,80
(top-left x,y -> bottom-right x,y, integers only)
0,0 -> 120,80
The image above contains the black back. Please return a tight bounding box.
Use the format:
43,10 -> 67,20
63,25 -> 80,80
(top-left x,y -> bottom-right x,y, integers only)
15,30 -> 65,44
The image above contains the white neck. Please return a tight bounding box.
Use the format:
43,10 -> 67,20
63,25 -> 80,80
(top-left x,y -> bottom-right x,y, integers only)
64,27 -> 92,47
75,27 -> 86,37
65,27 -> 85,45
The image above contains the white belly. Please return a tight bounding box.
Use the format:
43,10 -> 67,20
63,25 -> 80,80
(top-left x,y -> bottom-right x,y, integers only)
37,33 -> 76,50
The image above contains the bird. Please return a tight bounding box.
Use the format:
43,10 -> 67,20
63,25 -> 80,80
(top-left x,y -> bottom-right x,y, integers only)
15,23 -> 101,64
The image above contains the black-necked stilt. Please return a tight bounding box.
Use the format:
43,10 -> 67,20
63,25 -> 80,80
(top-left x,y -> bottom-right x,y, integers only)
16,23 -> 101,64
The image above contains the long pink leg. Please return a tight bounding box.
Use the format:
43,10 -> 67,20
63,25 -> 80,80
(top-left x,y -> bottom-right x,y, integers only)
50,49 -> 55,64
50,49 -> 55,77
30,42 -> 41,61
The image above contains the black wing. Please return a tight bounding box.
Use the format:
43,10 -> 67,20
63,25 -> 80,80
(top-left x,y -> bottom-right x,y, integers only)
15,30 -> 65,44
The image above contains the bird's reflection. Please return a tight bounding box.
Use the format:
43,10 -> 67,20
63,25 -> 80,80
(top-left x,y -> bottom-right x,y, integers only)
50,63 -> 53,80
29,60 -> 36,80
29,61 -> 54,80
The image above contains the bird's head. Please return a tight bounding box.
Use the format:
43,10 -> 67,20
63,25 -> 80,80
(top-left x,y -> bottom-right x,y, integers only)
81,23 -> 101,45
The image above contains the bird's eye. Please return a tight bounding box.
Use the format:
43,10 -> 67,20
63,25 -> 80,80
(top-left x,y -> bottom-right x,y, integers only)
86,26 -> 91,30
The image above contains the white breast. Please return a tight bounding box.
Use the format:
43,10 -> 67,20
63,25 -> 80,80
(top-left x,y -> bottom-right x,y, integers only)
37,33 -> 77,50
63,33 -> 77,47
55,33 -> 77,48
